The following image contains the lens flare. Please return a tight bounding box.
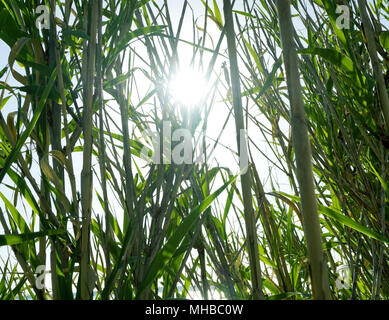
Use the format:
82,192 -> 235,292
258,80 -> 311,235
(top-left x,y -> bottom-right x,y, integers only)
168,68 -> 207,106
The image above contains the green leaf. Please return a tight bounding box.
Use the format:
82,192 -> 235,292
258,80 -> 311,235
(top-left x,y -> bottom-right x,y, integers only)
367,160 -> 388,193
255,56 -> 283,100
312,0 -> 323,6
6,168 -> 41,218
136,174 -> 238,298
321,1 -> 347,47
0,192 -> 29,233
0,96 -> 11,111
62,28 -> 90,40
379,31 -> 389,53
213,0 -> 223,26
238,57 -> 282,101
135,0 -> 152,9
262,279 -> 280,295
17,59 -> 53,76
243,37 -> 263,73
103,72 -> 131,89
0,229 -> 65,247
0,6 -> 25,49
278,192 -> 389,244
4,277 -> 26,300
266,292 -> 298,300
0,66 -> 7,79
105,26 -> 167,69
299,48 -> 354,73
0,67 -> 57,184
318,205 -> 389,244
233,10 -> 256,19
259,254 -> 277,269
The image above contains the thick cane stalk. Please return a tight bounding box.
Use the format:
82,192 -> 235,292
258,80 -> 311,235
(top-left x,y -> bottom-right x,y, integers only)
275,0 -> 331,299
80,0 -> 98,300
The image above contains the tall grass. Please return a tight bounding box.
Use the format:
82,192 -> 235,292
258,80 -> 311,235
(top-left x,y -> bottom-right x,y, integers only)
0,0 -> 388,300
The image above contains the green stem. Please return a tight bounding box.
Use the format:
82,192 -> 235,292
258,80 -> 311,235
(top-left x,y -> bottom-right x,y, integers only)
223,0 -> 265,300
275,0 -> 331,300
80,0 -> 98,300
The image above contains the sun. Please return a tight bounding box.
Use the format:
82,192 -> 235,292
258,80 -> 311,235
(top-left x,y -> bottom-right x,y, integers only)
168,68 -> 207,106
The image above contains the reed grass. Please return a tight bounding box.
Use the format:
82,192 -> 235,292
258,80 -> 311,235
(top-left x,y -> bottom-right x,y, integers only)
0,0 -> 388,300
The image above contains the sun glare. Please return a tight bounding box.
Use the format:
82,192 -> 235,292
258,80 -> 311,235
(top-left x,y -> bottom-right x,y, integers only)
168,68 -> 207,106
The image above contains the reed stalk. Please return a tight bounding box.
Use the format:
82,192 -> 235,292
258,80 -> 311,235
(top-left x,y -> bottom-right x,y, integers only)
275,0 -> 331,299
80,0 -> 98,300
223,0 -> 265,300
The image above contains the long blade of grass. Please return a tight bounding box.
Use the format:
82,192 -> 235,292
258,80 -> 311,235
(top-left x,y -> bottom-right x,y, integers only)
0,67 -> 57,184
